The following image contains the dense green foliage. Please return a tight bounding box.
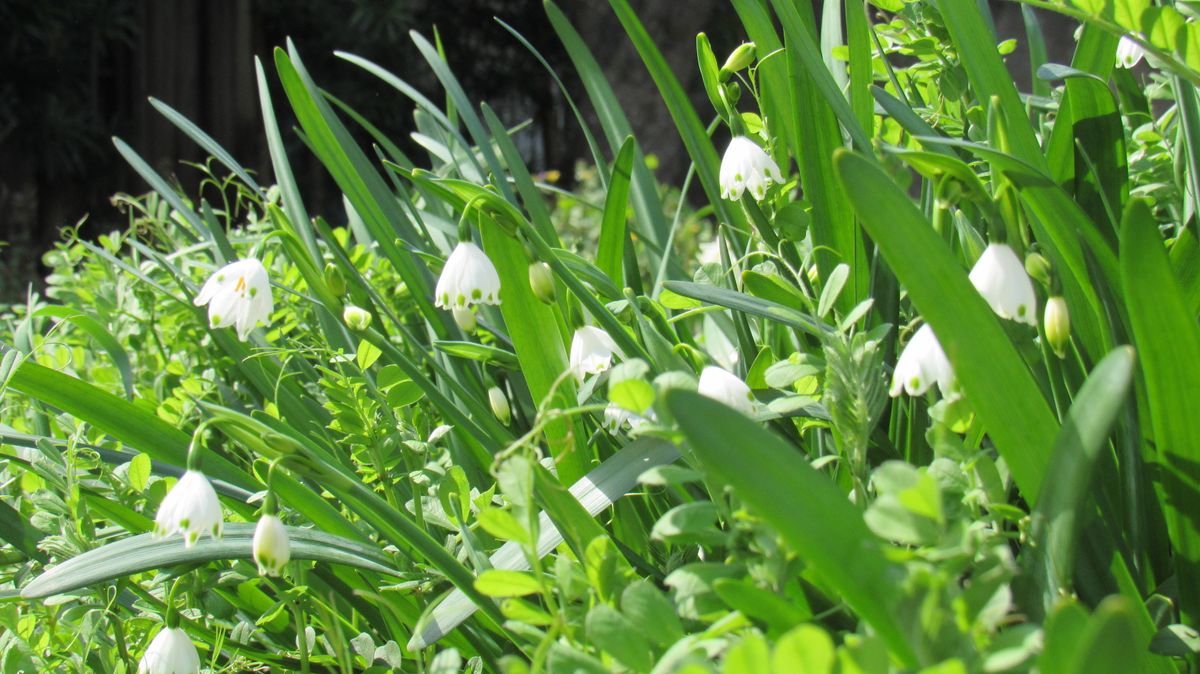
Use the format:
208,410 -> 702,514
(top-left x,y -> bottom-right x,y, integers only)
4,0 -> 1200,672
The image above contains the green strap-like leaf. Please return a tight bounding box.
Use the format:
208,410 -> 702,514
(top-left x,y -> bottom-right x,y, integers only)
1121,198 -> 1200,625
21,524 -> 397,599
834,150 -> 1059,502
1023,347 -> 1134,611
666,390 -> 917,667
597,137 -> 635,286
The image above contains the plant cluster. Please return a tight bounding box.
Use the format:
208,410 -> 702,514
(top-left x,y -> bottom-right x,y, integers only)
3,1 -> 1200,673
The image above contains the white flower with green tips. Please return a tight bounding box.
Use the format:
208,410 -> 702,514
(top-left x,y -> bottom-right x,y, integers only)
153,470 -> 223,547
435,242 -> 501,310
969,243 -> 1038,326
570,326 -> 619,378
194,258 -> 273,341
719,136 -> 783,201
889,324 -> 954,398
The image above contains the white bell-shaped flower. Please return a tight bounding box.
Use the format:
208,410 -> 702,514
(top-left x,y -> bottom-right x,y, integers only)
720,136 -> 783,201
968,243 -> 1038,326
1117,36 -> 1145,69
435,242 -> 501,310
194,258 -> 273,341
602,403 -> 651,434
138,627 -> 201,674
890,324 -> 955,398
570,326 -> 620,378
252,514 -> 291,577
154,470 -> 223,547
698,366 -> 755,415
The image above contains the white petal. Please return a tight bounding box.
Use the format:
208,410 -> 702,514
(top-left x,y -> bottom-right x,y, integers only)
436,242 -> 502,309
139,627 -> 200,674
720,137 -> 782,202
890,324 -> 954,397
570,326 -> 619,377
969,244 -> 1038,325
697,366 -> 755,415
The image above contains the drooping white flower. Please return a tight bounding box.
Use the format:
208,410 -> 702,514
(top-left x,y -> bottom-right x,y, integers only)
154,470 -> 223,547
138,627 -> 201,674
602,403 -> 650,433
697,366 -> 755,415
969,243 -> 1038,326
1117,36 -> 1145,69
435,242 -> 501,310
193,258 -> 273,341
570,326 -> 620,377
719,136 -> 784,201
890,324 -> 955,398
252,514 -> 291,577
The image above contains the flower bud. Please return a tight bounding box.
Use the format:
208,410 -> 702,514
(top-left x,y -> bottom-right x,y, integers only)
719,42 -> 756,81
1024,252 -> 1052,288
324,263 -> 347,296
1044,296 -> 1070,358
394,282 -> 411,300
489,386 -> 511,426
252,514 -> 291,577
528,262 -> 556,304
452,306 -> 477,333
342,305 -> 372,331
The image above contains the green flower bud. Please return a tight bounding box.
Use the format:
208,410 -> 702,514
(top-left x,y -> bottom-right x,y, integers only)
1044,296 -> 1070,358
453,306 -> 477,333
1024,252 -> 1052,288
488,386 -> 511,426
343,305 -> 372,331
394,282 -> 411,300
528,262 -> 556,304
324,263 -> 347,296
719,42 -> 756,81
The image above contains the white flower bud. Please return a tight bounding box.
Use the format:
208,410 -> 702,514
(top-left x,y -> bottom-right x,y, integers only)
1044,296 -> 1070,358
489,386 -> 511,426
253,514 -> 291,577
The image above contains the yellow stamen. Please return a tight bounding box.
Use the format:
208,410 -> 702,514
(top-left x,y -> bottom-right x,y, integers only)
235,276 -> 247,294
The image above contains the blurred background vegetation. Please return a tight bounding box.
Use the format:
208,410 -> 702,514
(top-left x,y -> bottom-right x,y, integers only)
0,0 -> 1067,302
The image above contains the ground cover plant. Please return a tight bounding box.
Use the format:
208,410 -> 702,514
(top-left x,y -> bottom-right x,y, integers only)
3,0 -> 1200,672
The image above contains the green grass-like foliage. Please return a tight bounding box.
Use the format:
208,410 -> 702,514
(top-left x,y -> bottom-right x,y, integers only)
1,0 -> 1199,672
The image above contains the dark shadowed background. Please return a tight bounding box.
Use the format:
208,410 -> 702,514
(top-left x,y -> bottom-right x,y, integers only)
0,1 -> 1074,300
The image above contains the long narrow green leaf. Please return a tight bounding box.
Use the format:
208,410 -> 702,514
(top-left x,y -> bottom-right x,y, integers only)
604,0 -> 745,233
149,97 -> 261,193
834,150 -> 1058,501
544,0 -> 674,259
1120,198 -> 1200,625
666,390 -> 917,667
21,524 -> 397,599
933,0 -> 1046,169
663,280 -> 828,337
597,138 -> 635,285
34,306 -> 134,399
1023,347 -> 1135,611
6,359 -> 251,490
274,45 -> 447,335
255,57 -> 316,257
